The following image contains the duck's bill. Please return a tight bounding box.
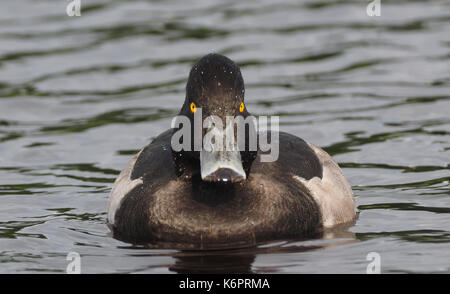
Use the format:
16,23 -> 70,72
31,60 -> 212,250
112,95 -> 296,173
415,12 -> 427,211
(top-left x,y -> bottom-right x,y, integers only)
200,120 -> 246,183
200,150 -> 246,183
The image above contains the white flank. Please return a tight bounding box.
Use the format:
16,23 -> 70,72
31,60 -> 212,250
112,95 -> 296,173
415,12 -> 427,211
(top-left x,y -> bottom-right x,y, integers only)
293,143 -> 355,227
107,151 -> 143,225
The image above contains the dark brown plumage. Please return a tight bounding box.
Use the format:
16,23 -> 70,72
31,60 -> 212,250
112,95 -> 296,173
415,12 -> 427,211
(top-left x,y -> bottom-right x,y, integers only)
110,54 -> 329,249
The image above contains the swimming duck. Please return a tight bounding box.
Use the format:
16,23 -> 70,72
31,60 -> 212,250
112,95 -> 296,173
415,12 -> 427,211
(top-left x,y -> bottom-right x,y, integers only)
107,53 -> 356,249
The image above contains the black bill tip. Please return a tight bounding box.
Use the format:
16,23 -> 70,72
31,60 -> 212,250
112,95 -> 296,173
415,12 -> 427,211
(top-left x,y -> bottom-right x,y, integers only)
201,167 -> 246,183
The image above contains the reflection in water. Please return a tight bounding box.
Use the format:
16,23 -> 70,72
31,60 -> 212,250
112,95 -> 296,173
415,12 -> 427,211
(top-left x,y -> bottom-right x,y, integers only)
170,251 -> 256,274
169,226 -> 357,273
0,0 -> 449,273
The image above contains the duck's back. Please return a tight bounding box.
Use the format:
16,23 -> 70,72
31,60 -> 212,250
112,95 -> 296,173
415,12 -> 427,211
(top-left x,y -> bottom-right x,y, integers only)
107,131 -> 355,249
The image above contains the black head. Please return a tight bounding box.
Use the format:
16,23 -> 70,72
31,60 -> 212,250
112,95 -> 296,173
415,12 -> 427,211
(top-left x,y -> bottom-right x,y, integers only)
174,54 -> 255,183
180,53 -> 248,119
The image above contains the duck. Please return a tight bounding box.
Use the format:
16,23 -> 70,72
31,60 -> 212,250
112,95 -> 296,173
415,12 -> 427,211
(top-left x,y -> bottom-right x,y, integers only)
107,53 -> 356,249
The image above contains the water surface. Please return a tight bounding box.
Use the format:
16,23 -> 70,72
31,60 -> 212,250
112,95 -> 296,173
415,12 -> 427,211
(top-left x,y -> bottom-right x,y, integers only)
0,0 -> 449,273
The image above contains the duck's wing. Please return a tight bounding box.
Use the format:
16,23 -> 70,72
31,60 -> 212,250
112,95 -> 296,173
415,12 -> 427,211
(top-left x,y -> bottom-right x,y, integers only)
251,131 -> 323,181
107,151 -> 143,226
293,143 -> 356,227
107,129 -> 175,226
250,131 -> 355,227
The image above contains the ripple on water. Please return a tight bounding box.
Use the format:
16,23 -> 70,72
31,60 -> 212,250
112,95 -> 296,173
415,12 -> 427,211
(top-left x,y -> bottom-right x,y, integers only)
0,0 -> 449,273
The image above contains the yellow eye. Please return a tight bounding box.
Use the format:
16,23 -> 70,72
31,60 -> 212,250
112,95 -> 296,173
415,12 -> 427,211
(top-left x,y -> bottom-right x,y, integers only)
239,102 -> 245,113
190,102 -> 197,113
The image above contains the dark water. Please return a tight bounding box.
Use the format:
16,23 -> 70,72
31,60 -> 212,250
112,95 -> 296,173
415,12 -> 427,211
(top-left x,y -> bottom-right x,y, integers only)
0,0 -> 449,273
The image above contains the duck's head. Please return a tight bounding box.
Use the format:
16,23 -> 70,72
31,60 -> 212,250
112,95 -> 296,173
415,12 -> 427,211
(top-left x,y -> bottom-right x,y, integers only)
176,53 -> 255,183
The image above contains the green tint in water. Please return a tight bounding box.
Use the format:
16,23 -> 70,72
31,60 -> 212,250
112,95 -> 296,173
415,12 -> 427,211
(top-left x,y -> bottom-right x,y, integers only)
0,0 -> 448,273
